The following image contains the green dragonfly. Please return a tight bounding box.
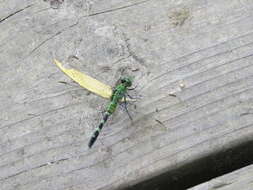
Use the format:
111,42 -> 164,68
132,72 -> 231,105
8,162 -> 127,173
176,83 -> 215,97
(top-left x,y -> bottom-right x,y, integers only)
54,59 -> 135,148
88,76 -> 134,148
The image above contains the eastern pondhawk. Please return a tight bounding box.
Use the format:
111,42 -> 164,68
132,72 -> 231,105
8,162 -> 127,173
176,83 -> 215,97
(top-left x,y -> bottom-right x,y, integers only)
88,76 -> 134,148
54,59 -> 135,148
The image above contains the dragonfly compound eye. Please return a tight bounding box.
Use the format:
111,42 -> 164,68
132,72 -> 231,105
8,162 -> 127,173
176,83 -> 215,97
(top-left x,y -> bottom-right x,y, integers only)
121,77 -> 132,87
125,79 -> 132,87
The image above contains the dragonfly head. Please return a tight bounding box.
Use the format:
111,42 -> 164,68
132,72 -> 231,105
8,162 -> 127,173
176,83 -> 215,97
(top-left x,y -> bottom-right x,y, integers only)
121,76 -> 133,87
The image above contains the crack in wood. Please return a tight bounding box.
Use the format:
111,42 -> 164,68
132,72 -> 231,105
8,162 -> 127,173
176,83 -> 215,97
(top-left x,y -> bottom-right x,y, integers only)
87,0 -> 152,17
27,21 -> 78,56
0,158 -> 69,181
212,182 -> 232,189
0,4 -> 33,24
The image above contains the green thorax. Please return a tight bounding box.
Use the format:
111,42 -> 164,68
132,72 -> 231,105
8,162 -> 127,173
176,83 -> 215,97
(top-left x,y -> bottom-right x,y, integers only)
106,84 -> 127,114
106,76 -> 133,114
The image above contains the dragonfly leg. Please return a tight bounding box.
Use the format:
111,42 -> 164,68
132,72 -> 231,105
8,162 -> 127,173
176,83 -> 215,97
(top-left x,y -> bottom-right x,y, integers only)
128,84 -> 138,91
126,93 -> 134,99
123,95 -> 133,121
127,92 -> 142,100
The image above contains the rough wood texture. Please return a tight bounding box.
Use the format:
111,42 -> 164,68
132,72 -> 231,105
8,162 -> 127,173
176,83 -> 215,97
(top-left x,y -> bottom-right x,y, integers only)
1,0 -> 253,189
188,164 -> 253,190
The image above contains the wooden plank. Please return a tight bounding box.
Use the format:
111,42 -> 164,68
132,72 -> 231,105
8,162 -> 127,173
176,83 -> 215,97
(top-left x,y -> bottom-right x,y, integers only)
188,164 -> 253,190
1,0 -> 253,189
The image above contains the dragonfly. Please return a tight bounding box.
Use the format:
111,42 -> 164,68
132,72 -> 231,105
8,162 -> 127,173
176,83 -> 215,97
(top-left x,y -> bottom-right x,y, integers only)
88,76 -> 133,148
53,59 -> 135,148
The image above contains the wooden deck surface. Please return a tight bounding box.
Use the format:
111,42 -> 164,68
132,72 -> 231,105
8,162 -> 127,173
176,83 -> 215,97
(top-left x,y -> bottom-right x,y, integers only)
1,0 -> 253,189
188,164 -> 253,190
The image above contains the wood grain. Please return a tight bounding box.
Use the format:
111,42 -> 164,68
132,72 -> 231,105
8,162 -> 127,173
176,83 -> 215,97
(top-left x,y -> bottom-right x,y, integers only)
1,0 -> 253,189
188,164 -> 253,190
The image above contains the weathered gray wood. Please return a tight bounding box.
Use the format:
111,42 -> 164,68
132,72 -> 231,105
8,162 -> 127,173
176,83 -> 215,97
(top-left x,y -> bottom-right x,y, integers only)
188,164 -> 253,190
1,0 -> 253,189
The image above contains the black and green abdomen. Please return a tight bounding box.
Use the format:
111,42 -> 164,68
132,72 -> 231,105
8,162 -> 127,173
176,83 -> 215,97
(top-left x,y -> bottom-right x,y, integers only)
88,77 -> 132,148
106,101 -> 117,114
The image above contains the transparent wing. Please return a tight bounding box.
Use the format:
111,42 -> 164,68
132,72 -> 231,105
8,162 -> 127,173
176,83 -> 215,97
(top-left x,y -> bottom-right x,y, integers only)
81,110 -> 99,138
